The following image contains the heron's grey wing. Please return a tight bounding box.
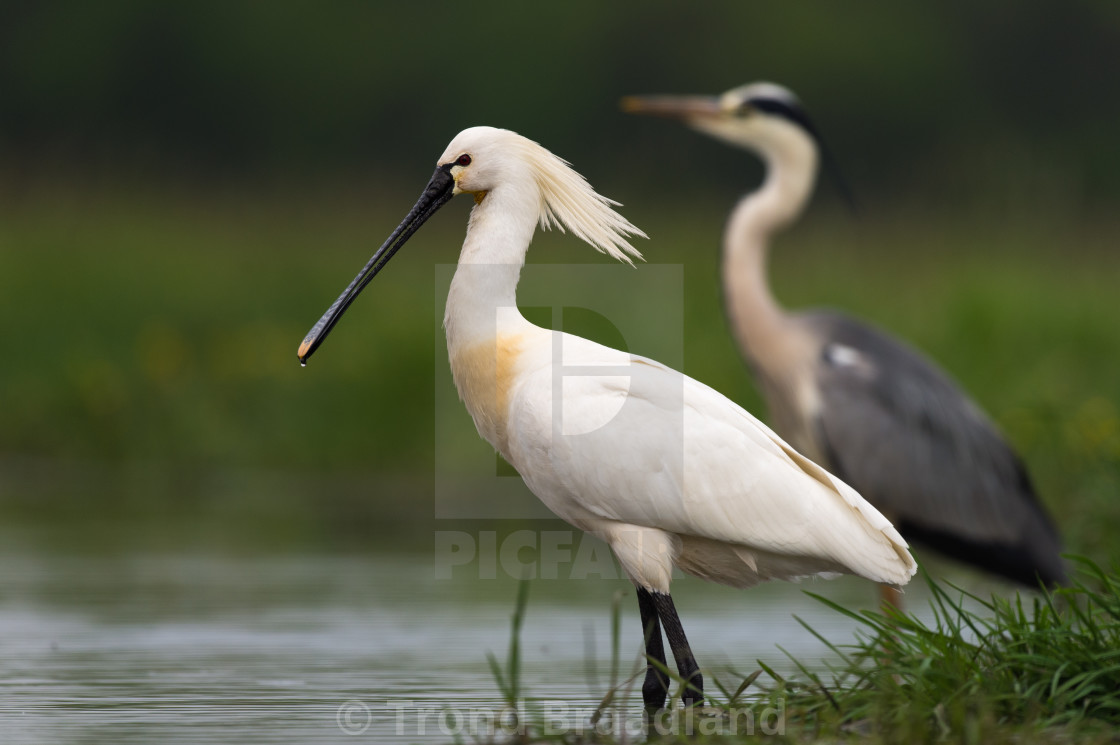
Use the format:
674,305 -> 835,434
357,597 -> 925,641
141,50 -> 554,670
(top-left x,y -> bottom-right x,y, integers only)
802,311 -> 1065,587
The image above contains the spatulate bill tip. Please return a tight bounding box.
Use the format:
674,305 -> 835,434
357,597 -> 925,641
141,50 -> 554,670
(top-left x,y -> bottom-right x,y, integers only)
297,338 -> 314,365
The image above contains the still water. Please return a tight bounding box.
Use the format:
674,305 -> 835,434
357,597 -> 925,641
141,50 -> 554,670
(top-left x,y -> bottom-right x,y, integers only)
0,542 -> 953,744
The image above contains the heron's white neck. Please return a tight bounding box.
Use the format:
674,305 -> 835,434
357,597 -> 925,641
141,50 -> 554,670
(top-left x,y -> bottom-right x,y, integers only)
722,135 -> 818,366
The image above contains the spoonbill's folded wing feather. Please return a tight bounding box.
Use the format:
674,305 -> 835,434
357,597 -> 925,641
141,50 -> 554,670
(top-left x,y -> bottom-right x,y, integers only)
506,333 -> 915,587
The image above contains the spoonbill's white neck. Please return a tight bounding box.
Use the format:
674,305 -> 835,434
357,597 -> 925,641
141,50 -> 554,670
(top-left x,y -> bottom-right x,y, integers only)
441,127 -> 644,354
443,183 -> 540,354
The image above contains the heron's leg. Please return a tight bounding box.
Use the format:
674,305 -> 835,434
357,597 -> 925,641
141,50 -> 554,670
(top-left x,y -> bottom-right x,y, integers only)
879,583 -> 904,613
636,586 -> 669,711
650,591 -> 704,707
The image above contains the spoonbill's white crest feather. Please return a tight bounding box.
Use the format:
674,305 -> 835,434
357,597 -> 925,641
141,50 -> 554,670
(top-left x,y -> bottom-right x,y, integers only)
442,127 -> 645,265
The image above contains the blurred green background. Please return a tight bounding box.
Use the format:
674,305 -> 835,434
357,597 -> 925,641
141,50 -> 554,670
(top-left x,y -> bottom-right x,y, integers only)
1,1 -> 1118,565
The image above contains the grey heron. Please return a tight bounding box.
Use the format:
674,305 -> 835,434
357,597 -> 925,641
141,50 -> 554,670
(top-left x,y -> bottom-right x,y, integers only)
622,83 -> 1066,595
297,125 -> 916,709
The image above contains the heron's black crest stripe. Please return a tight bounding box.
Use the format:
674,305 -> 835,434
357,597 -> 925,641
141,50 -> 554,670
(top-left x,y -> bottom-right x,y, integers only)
749,97 -> 821,142
750,96 -> 858,215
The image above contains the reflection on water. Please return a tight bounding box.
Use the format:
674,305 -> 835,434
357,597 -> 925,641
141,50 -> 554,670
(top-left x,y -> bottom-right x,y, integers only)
0,544 -> 967,744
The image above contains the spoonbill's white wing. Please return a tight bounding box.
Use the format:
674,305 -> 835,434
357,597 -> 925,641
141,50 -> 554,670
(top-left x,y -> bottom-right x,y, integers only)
505,331 -> 916,591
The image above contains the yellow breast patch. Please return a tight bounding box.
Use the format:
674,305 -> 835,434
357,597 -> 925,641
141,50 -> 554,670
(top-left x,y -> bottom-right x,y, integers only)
449,334 -> 523,452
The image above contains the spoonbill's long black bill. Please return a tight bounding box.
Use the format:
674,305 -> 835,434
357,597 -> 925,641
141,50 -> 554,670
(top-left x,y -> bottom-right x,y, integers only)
297,165 -> 456,365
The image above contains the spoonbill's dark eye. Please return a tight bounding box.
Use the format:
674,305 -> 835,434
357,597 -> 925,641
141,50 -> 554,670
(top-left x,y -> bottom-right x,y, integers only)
456,154 -> 472,167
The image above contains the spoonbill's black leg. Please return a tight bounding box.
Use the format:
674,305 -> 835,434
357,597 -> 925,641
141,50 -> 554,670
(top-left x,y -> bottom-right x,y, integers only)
651,591 -> 704,707
636,586 -> 669,711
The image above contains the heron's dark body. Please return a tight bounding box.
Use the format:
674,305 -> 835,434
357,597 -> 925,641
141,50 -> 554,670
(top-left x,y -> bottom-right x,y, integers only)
768,310 -> 1066,587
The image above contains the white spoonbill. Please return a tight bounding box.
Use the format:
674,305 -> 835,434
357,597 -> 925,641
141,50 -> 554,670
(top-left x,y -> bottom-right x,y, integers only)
297,126 -> 916,710
622,83 -> 1066,598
